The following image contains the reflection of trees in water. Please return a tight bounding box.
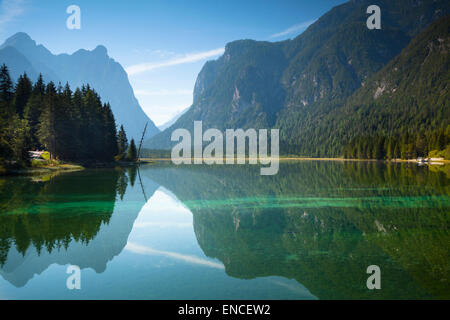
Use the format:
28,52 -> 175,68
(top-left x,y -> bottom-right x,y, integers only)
0,168 -> 131,266
145,161 -> 449,299
127,166 -> 137,187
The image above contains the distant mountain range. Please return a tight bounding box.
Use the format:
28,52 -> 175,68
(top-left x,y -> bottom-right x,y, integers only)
146,0 -> 449,156
0,33 -> 159,142
157,107 -> 189,131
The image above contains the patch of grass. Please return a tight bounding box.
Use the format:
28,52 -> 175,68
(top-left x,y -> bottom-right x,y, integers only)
31,159 -> 46,168
41,151 -> 51,161
429,146 -> 450,160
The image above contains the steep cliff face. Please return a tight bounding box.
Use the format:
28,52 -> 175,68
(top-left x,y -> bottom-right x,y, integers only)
147,39 -> 289,149
0,33 -> 159,141
146,0 -> 449,152
190,40 -> 288,129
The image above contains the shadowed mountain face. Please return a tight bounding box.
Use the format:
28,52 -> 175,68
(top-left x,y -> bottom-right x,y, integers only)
146,0 -> 449,154
142,162 -> 450,299
0,168 -> 155,287
0,33 -> 159,141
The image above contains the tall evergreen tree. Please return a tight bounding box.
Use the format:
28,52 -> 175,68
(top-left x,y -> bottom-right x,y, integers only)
0,64 -> 14,125
38,82 -> 57,159
53,83 -> 73,160
103,103 -> 118,161
0,64 -> 13,107
24,74 -> 45,149
13,73 -> 32,118
10,117 -> 32,165
127,139 -> 138,162
0,65 -> 14,161
117,125 -> 128,159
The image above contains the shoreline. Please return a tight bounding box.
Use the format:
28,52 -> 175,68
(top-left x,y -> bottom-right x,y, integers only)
140,157 -> 449,164
0,160 -> 155,177
0,163 -> 85,176
2,157 -> 447,176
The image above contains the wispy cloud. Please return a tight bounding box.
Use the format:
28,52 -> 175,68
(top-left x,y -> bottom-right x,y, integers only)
269,19 -> 316,39
125,242 -> 225,269
0,0 -> 27,28
126,47 -> 225,75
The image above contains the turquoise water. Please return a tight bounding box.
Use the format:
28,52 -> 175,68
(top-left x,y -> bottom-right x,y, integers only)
0,161 -> 448,299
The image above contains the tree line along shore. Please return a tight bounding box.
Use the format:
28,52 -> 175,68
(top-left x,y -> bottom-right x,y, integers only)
0,64 -> 138,174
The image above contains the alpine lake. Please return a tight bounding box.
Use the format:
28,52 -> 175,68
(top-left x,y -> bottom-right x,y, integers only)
0,160 -> 448,299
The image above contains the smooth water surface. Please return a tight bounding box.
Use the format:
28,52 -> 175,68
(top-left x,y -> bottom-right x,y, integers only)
0,161 -> 449,299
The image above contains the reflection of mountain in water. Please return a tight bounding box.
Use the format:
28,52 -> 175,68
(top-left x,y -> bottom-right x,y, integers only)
142,162 -> 450,299
0,162 -> 448,298
0,168 -> 156,287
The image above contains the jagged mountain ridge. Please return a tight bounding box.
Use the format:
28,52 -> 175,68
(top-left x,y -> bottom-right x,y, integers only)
0,33 -> 159,141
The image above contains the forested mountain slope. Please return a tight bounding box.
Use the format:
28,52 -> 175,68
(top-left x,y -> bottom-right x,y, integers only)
146,0 -> 449,159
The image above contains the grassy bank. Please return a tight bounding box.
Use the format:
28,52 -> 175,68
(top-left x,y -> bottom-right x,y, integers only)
2,162 -> 85,176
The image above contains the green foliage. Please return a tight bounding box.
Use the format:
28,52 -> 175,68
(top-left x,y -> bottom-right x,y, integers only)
117,125 -> 128,160
10,116 -> 32,165
146,2 -> 449,159
429,145 -> 450,160
0,169 -> 123,262
337,17 -> 450,159
24,74 -> 45,149
344,128 -> 450,160
13,73 -> 32,118
126,139 -> 138,162
0,64 -> 13,107
0,66 -> 121,167
278,15 -> 450,158
145,161 -> 450,299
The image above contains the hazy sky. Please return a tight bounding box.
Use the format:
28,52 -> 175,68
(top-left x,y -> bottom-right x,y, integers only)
0,0 -> 346,126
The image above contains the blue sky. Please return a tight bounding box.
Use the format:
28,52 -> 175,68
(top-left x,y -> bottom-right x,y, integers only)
0,0 -> 346,126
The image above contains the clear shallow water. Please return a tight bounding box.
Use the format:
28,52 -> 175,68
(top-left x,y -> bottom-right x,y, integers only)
0,161 -> 448,299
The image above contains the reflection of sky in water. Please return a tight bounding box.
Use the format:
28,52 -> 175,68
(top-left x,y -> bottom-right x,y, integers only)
0,184 -> 316,300
0,162 -> 448,299
125,188 -> 225,270
120,187 -> 316,300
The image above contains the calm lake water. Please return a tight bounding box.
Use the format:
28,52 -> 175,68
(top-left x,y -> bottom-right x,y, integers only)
0,161 -> 448,300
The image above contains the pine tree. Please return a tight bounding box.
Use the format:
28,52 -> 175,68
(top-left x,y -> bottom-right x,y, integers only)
0,65 -> 14,161
54,83 -> 74,160
24,74 -> 45,149
13,73 -> 32,118
10,117 -> 32,164
71,87 -> 84,159
82,87 -> 104,160
127,138 -> 137,162
117,125 -> 128,159
103,103 -> 118,161
38,82 -> 57,159
0,64 -> 13,108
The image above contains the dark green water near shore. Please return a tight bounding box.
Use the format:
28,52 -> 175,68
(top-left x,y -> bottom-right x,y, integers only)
0,161 -> 448,299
